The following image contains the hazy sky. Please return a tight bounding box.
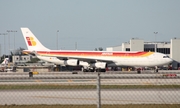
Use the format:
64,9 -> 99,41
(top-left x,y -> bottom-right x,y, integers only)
0,0 -> 180,55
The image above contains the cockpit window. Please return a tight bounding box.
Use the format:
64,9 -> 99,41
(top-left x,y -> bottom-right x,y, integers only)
163,56 -> 170,58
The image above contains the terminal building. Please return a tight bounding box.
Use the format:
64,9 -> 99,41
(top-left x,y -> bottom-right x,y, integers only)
106,37 -> 180,69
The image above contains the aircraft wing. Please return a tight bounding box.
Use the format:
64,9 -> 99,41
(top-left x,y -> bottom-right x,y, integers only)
56,56 -> 115,64
35,51 -> 115,64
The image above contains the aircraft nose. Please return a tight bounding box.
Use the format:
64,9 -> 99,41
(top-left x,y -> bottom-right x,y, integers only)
168,58 -> 173,63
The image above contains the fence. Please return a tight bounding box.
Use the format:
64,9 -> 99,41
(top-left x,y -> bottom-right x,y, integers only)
0,72 -> 179,108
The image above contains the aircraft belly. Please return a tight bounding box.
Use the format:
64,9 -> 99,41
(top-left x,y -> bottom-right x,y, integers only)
111,58 -> 148,67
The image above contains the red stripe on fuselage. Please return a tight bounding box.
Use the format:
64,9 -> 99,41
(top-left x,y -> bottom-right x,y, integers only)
36,51 -> 149,57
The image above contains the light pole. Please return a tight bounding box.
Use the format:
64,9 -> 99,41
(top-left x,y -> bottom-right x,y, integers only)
0,33 -> 7,58
7,30 -> 17,53
154,32 -> 158,52
12,30 -> 17,50
57,30 -> 59,50
7,30 -> 11,56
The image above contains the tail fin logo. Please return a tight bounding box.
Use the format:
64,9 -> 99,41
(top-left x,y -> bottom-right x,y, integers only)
26,37 -> 36,46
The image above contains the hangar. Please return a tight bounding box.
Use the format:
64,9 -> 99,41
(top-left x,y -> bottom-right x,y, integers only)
106,37 -> 180,69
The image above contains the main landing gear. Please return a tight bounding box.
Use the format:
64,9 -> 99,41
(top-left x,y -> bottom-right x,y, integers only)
154,66 -> 159,73
137,68 -> 141,74
82,67 -> 106,72
81,67 -> 94,72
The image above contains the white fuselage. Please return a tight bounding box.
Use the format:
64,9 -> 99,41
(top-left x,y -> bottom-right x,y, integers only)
35,51 -> 172,68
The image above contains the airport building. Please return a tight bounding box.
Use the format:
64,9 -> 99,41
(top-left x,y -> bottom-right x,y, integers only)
106,37 -> 180,69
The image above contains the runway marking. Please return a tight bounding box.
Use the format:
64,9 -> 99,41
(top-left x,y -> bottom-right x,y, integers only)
68,80 -> 73,82
32,96 -> 96,100
35,80 -> 42,82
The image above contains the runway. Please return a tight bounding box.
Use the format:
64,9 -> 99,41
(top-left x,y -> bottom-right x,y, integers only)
0,70 -> 180,79
0,71 -> 179,85
0,89 -> 179,105
0,71 -> 179,105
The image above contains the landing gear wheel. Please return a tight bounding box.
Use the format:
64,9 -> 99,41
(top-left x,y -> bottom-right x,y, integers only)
137,70 -> 141,74
95,69 -> 106,72
101,69 -> 106,72
89,68 -> 95,72
95,69 -> 100,72
155,69 -> 158,73
137,68 -> 141,74
82,67 -> 87,72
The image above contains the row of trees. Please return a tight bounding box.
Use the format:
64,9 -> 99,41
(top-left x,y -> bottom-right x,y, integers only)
94,47 -> 103,51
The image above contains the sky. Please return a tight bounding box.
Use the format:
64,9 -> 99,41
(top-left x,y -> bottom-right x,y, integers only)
0,0 -> 180,55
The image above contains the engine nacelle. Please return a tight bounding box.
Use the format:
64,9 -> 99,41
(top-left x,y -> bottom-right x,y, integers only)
91,62 -> 107,69
79,61 -> 89,67
64,59 -> 79,66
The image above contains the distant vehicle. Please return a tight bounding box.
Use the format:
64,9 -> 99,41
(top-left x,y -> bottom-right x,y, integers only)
14,61 -> 27,66
21,28 -> 173,73
4,68 -> 13,72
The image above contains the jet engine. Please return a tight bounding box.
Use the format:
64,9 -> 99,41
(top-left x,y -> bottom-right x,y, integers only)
91,62 -> 107,69
64,59 -> 79,66
79,61 -> 89,67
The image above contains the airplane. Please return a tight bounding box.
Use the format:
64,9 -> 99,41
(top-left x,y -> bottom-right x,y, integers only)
21,28 -> 173,73
0,58 -> 9,72
0,58 -> 9,66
